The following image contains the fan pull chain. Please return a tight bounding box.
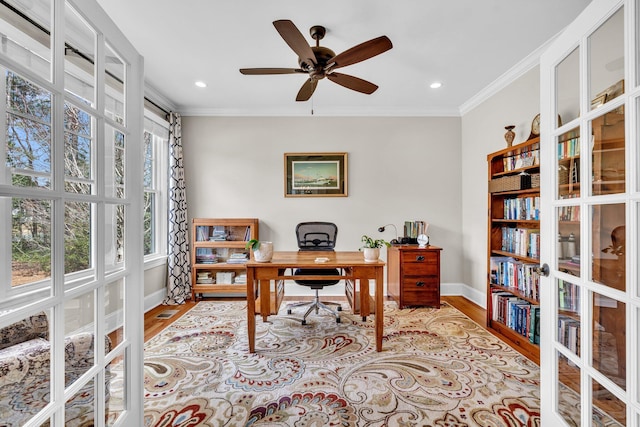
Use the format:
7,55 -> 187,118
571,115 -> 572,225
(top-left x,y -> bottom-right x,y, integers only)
311,96 -> 314,115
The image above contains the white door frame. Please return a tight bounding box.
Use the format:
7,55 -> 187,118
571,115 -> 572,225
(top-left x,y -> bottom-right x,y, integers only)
540,0 -> 638,425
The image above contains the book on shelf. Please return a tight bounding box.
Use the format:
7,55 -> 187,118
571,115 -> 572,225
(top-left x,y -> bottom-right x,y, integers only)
226,253 -> 249,264
559,205 -> 580,222
211,226 -> 228,241
558,314 -> 580,354
490,256 -> 540,301
196,226 -> 210,242
530,306 -> 540,344
490,290 -> 540,343
503,196 -> 540,221
558,280 -> 580,313
503,148 -> 540,172
500,227 -> 540,259
558,136 -> 580,160
195,247 -> 217,264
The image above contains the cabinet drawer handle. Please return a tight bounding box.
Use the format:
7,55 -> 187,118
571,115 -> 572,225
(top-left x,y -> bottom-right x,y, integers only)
416,281 -> 425,287
416,255 -> 425,262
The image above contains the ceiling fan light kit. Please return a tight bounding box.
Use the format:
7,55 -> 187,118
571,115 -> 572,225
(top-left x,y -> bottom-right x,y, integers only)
239,20 -> 393,101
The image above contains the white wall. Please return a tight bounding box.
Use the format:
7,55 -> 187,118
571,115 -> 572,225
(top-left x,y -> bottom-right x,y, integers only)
460,66 -> 540,306
181,116 -> 463,291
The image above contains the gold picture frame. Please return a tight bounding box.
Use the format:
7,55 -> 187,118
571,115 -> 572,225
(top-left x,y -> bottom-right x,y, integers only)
284,152 -> 348,197
591,79 -> 624,110
591,93 -> 607,109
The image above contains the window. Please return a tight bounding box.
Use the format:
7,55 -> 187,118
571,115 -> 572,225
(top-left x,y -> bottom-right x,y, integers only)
143,114 -> 169,261
1,0 -> 144,424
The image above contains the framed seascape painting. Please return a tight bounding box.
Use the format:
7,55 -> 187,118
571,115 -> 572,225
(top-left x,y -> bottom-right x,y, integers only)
284,152 -> 348,197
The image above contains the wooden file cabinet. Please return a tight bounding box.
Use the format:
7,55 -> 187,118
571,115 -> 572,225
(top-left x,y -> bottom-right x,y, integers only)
387,245 -> 442,308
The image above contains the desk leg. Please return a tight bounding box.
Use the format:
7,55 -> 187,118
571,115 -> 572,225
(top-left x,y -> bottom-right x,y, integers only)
360,277 -> 370,322
375,266 -> 384,352
246,267 -> 256,353
259,279 -> 270,322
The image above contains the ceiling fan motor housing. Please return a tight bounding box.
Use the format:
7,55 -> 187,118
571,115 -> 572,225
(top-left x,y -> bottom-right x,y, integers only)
300,46 -> 336,78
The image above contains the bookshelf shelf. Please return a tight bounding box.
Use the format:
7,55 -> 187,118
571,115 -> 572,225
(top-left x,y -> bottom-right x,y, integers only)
191,218 -> 259,301
491,250 -> 539,264
487,137 -> 541,364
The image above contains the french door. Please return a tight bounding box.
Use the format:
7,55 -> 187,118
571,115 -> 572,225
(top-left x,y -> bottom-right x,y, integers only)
540,0 -> 639,425
0,0 -> 143,425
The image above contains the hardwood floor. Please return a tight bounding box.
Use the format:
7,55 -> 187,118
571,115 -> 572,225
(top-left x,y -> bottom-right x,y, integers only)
144,301 -> 196,342
143,295 -> 535,362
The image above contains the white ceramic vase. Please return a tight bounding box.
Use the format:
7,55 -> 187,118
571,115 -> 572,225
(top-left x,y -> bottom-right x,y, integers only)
363,247 -> 380,263
253,241 -> 273,262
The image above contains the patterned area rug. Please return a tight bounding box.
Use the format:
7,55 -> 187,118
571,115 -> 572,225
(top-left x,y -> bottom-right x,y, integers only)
139,301 -> 542,426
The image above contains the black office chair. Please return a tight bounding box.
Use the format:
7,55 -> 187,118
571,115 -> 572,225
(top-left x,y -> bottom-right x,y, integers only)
286,222 -> 342,324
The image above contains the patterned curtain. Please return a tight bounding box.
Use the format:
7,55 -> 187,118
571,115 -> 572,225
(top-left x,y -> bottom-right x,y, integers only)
164,112 -> 191,304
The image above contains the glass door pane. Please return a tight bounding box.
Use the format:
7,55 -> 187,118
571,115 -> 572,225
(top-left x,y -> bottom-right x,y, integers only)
557,127 -> 581,199
589,8 -> 624,110
591,109 -> 625,196
556,48 -> 580,124
591,203 -> 625,292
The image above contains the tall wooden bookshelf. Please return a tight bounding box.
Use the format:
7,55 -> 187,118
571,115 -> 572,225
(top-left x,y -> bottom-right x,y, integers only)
487,137 -> 541,364
191,218 -> 258,301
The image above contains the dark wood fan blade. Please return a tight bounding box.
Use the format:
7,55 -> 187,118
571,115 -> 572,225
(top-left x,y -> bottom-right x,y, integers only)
273,20 -> 316,67
326,36 -> 392,70
327,72 -> 378,94
296,78 -> 318,101
240,68 -> 304,75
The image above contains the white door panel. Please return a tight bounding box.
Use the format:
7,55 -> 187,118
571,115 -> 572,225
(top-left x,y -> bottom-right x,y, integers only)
540,0 -> 638,425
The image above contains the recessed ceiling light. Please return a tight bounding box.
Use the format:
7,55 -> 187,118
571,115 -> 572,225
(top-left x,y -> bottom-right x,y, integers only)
195,81 -> 207,88
430,82 -> 442,89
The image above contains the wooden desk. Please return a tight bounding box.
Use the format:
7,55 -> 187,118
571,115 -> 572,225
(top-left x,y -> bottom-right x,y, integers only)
245,251 -> 385,353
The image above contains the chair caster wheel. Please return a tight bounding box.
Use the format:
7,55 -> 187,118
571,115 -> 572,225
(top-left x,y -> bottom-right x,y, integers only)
337,306 -> 342,311
336,318 -> 341,323
287,309 -> 292,314
301,320 -> 307,325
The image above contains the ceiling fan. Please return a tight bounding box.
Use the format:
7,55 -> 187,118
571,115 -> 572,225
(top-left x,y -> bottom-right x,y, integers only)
239,20 -> 393,101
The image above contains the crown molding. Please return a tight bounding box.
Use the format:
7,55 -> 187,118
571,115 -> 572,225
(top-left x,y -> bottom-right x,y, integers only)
178,105 -> 462,117
458,32 -> 561,116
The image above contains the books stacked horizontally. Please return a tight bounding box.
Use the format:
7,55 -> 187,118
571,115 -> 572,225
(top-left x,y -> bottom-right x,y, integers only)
226,253 -> 249,264
210,226 -> 228,241
196,272 -> 214,284
234,273 -> 247,284
195,248 -> 217,264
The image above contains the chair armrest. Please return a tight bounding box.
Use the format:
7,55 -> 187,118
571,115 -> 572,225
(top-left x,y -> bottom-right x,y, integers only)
0,337 -> 50,388
0,312 -> 49,351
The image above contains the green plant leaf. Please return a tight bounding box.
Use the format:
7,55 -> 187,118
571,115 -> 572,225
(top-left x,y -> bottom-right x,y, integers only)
245,239 -> 260,251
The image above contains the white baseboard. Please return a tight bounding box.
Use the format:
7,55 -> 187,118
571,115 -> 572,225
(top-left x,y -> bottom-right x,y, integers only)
441,282 -> 486,309
144,289 -> 167,313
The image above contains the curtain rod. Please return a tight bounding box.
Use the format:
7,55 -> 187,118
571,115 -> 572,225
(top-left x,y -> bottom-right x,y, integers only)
1,0 -> 170,118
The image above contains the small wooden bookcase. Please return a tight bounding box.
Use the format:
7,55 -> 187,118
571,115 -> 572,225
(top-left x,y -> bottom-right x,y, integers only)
190,218 -> 258,301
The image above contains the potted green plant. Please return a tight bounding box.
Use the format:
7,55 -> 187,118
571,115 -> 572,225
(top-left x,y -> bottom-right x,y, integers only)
245,239 -> 273,262
360,235 -> 390,262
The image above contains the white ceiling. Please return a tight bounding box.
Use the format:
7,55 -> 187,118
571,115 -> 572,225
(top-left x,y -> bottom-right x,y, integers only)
95,0 -> 591,116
